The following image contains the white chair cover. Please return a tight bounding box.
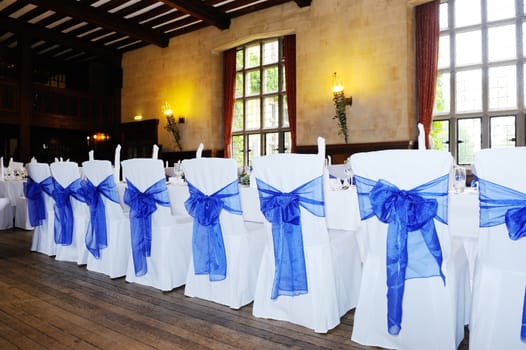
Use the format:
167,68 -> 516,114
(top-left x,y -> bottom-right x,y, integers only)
15,196 -> 33,230
470,147 -> 526,350
82,160 -> 131,278
182,157 -> 265,309
50,161 -> 90,265
0,156 -> 4,181
350,150 -> 470,350
28,163 -> 56,255
114,144 -> 121,183
121,158 -> 192,291
196,143 -> 204,158
0,197 -> 11,229
251,152 -> 362,333
417,122 -> 426,150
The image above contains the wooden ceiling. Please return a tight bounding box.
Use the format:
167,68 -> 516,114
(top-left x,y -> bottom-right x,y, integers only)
0,0 -> 311,65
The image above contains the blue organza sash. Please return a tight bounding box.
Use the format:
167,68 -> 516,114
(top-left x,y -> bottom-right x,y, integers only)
83,175 -> 120,259
256,176 -> 325,299
478,178 -> 526,341
184,179 -> 242,281
52,178 -> 87,245
124,178 -> 170,276
355,174 -> 448,335
25,176 -> 54,227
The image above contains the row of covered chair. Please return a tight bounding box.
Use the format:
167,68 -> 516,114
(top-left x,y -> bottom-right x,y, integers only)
26,138 -> 363,335
26,142 -> 524,347
348,147 -> 526,350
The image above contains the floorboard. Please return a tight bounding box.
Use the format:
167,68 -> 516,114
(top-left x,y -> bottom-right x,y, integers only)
0,229 -> 469,349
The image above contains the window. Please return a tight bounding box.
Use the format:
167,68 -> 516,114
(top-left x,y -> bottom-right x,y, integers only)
432,0 -> 525,165
231,38 -> 290,168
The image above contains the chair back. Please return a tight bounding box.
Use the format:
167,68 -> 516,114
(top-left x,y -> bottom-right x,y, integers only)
183,157 -> 243,235
121,158 -> 165,193
82,160 -> 124,217
252,152 -> 328,246
472,147 -> 526,272
121,158 -> 171,221
50,161 -> 81,188
27,162 -> 52,183
350,150 -> 453,259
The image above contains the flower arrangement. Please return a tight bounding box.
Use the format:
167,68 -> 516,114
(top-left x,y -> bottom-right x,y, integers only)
164,115 -> 183,151
332,90 -> 349,144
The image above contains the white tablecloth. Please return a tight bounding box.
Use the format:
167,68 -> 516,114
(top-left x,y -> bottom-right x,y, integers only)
0,179 -> 25,206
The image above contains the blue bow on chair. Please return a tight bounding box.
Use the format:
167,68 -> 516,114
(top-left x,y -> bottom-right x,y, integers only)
256,176 -> 325,300
25,176 -> 54,227
124,178 -> 170,277
478,178 -> 526,340
83,175 -> 120,259
355,174 -> 448,335
184,179 -> 242,281
52,178 -> 87,245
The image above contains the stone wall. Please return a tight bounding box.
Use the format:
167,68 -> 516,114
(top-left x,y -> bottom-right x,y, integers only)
121,0 -> 416,152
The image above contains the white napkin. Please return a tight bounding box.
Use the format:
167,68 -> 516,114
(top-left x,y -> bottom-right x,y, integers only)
88,150 -> 94,160
30,157 -> 37,163
114,144 -> 121,182
8,157 -> 13,169
196,143 -> 204,158
418,123 -> 426,150
152,144 -> 159,159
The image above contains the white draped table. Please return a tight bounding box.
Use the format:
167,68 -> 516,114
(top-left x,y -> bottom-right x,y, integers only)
0,178 -> 25,206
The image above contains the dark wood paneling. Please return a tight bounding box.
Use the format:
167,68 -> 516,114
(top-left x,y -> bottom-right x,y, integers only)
296,140 -> 417,164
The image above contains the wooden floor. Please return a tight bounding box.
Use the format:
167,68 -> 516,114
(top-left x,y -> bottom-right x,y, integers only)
0,228 -> 469,350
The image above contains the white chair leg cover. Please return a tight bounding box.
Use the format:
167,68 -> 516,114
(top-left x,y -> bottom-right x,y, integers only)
15,197 -> 34,230
28,162 -> 56,256
30,198 -> 56,256
183,156 -> 266,309
469,147 -> 526,350
86,199 -> 130,278
83,159 -> 131,279
122,158 -> 193,292
251,153 -> 362,333
350,150 -> 470,350
0,198 -> 12,229
184,217 -> 266,309
51,161 -> 90,265
125,208 -> 193,291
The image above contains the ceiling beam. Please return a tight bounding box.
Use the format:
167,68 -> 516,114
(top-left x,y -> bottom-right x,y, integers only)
27,0 -> 170,48
0,16 -> 121,64
294,0 -> 312,7
160,0 -> 231,30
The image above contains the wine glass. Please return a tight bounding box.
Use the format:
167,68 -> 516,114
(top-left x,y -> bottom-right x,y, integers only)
173,162 -> 184,182
453,166 -> 466,194
344,164 -> 353,188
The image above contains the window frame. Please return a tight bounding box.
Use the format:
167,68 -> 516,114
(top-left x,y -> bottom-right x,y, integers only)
231,37 -> 290,168
432,0 -> 526,165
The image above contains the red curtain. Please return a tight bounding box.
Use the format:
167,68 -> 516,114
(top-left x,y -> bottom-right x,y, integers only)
283,35 -> 297,153
416,0 -> 440,149
223,48 -> 236,158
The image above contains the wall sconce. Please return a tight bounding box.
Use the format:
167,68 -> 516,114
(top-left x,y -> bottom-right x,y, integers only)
332,72 -> 352,106
332,72 -> 352,144
133,114 -> 143,121
162,102 -> 184,151
162,102 -> 185,123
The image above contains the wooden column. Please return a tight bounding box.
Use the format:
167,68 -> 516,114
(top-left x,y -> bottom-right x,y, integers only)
18,29 -> 32,162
